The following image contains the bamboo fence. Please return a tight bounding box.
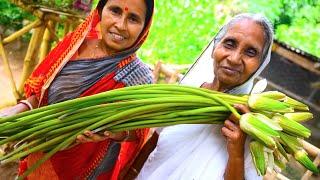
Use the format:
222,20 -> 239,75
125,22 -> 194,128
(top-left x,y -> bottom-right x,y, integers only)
0,0 -> 85,103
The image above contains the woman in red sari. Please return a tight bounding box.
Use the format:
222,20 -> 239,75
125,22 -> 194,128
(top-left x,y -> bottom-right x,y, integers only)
0,0 -> 154,179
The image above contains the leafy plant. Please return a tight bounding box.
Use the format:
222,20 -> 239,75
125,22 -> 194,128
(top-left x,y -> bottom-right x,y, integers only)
0,0 -> 33,34
137,0 -> 320,64
138,0 -> 221,65
0,0 -> 319,62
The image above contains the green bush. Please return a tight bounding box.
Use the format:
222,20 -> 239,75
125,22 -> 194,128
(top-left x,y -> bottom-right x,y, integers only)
138,0 -> 222,65
138,0 -> 320,64
246,0 -> 320,57
0,0 -> 33,34
1,0 -> 319,62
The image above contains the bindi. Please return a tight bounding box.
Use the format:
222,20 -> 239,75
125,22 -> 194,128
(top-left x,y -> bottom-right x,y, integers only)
124,7 -> 129,11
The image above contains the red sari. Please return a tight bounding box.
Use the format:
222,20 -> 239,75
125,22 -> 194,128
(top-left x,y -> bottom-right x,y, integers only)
19,3 -> 154,179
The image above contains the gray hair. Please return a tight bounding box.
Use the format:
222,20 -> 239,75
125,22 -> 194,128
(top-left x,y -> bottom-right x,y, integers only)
213,13 -> 274,63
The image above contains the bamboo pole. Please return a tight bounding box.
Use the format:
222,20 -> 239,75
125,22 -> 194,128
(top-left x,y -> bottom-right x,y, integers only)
70,21 -> 79,32
0,37 -> 21,102
300,139 -> 320,157
153,61 -> 162,83
263,169 -> 290,180
10,0 -> 85,21
39,7 -> 85,19
275,173 -> 290,180
160,63 -> 178,77
167,71 -> 179,84
45,21 -> 59,42
63,22 -> 70,36
38,20 -> 54,63
43,13 -> 80,25
18,25 -> 46,94
3,19 -> 42,45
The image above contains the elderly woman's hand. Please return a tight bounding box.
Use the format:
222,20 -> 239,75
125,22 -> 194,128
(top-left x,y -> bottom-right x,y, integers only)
76,130 -> 136,144
221,104 -> 250,158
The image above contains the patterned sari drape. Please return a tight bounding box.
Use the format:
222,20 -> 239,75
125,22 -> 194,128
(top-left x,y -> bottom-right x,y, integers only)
19,2 -> 154,179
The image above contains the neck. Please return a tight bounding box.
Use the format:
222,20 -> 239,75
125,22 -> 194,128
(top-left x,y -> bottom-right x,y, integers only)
92,39 -> 111,56
209,78 -> 230,92
96,39 -> 118,56
78,39 -> 115,59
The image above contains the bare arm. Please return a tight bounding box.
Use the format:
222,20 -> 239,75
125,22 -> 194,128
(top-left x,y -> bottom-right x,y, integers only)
223,120 -> 246,180
0,95 -> 38,117
222,104 -> 249,180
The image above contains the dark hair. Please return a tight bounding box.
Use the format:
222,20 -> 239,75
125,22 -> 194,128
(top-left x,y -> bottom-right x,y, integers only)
97,0 -> 154,28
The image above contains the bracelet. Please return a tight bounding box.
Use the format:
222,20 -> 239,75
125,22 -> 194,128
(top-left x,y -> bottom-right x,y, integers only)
19,100 -> 33,110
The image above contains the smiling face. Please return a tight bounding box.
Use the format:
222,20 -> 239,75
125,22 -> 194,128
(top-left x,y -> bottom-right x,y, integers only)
212,19 -> 265,90
100,0 -> 147,53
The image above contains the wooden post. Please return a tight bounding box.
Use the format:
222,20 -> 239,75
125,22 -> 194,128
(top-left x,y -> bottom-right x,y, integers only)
38,20 -> 54,63
153,61 -> 162,83
264,169 -> 291,180
3,19 -> 42,45
167,71 -> 179,84
0,37 -> 21,101
46,20 -> 59,42
300,139 -> 320,157
68,22 -> 75,34
70,22 -> 79,32
18,25 -> 46,94
158,63 -> 180,83
63,22 -> 71,36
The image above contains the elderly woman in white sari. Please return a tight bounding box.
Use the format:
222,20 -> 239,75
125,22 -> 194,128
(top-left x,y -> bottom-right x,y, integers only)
135,13 -> 274,180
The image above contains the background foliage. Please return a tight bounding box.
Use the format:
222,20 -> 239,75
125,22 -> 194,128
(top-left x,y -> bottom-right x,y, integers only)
137,0 -> 320,64
0,0 -> 33,36
138,0 -> 218,64
1,0 -> 319,64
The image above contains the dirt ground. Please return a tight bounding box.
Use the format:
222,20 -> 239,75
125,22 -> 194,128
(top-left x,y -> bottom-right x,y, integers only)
0,40 -> 27,109
0,39 -> 27,180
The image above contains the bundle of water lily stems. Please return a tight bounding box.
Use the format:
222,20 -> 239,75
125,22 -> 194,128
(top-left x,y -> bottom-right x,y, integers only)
0,84 -> 319,179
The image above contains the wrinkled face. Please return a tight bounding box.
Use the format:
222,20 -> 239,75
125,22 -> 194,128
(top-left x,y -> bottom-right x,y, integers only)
212,19 -> 265,89
100,0 -> 146,53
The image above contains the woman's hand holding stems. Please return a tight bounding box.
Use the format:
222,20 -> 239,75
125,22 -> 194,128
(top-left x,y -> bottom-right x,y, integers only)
221,104 -> 250,180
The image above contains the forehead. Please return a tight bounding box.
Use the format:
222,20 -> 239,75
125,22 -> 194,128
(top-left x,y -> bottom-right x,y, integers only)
106,0 -> 147,15
225,19 -> 265,51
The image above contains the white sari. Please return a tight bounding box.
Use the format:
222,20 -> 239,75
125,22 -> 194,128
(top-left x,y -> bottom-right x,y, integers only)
137,22 -> 272,180
138,124 -> 262,180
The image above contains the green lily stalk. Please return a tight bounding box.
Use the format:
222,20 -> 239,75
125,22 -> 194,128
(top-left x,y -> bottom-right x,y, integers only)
0,84 -> 316,178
